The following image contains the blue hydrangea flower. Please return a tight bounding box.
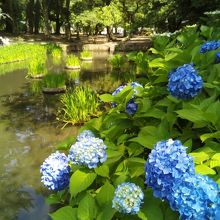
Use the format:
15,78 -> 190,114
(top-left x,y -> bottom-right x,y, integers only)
145,139 -> 195,199
76,130 -> 95,141
126,99 -> 138,115
112,182 -> 144,214
168,64 -> 203,99
200,40 -> 220,53
68,137 -> 107,169
112,84 -> 126,97
167,174 -> 220,220
112,82 -> 142,110
40,151 -> 70,191
215,51 -> 220,64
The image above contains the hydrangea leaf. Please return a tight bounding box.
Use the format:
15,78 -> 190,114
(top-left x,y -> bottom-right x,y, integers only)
70,170 -> 97,198
200,131 -> 220,142
50,206 -> 77,220
77,193 -> 97,220
99,94 -> 114,102
96,181 -> 115,207
195,164 -> 216,175
95,164 -> 109,177
189,152 -> 209,164
97,204 -> 116,220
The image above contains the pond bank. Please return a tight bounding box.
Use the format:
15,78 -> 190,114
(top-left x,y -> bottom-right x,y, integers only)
2,34 -> 152,53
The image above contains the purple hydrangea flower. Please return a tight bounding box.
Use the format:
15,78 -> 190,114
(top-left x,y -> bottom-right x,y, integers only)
76,130 -> 95,142
126,99 -> 138,115
112,182 -> 144,214
168,64 -> 203,99
145,139 -> 195,199
167,174 -> 220,220
200,40 -> 220,53
215,51 -> 220,64
40,151 -> 70,191
68,137 -> 107,169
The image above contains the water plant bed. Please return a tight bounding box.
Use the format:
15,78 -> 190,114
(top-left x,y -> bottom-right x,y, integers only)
42,86 -> 66,94
65,65 -> 81,70
29,74 -> 44,79
0,59 -> 26,65
81,57 -> 92,61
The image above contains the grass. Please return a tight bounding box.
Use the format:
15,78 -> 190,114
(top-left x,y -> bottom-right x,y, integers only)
80,50 -> 92,59
66,55 -> 80,67
58,86 -> 100,126
42,73 -> 66,88
67,70 -> 80,82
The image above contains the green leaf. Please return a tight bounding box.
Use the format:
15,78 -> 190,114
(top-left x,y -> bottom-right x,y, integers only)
95,164 -> 109,177
99,94 -> 114,102
78,193 -> 97,220
200,131 -> 220,142
70,170 -> 97,198
50,206 -> 77,220
195,164 -> 216,175
97,204 -> 116,220
138,211 -> 148,220
189,152 -> 209,164
176,108 -> 207,124
105,149 -> 124,164
96,181 -> 115,207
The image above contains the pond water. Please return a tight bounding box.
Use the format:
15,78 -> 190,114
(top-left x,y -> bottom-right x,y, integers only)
0,52 -> 134,220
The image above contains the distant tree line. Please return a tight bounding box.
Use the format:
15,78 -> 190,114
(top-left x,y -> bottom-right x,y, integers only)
0,0 -> 219,39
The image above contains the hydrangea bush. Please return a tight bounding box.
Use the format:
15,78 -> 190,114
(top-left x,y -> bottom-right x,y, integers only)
41,26 -> 220,220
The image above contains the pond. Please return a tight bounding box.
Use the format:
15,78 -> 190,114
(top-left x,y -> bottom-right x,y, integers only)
0,51 -> 134,220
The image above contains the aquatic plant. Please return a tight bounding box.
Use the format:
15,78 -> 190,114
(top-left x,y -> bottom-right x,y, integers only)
42,73 -> 66,88
45,43 -> 62,55
27,60 -> 47,77
0,43 -> 47,64
58,86 -> 100,126
65,55 -> 80,67
80,50 -> 92,59
109,54 -> 126,69
51,48 -> 62,59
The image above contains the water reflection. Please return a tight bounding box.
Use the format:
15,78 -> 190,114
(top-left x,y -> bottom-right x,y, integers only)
0,51 -> 135,220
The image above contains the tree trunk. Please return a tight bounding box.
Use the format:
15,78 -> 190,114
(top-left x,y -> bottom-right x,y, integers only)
64,0 -> 71,40
34,0 -> 41,34
26,0 -> 34,34
106,26 -> 113,41
41,0 -> 51,36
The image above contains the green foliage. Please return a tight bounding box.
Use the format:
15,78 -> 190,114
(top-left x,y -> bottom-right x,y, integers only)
42,73 -> 66,88
109,54 -> 126,69
57,86 -> 100,126
66,55 -> 80,67
47,26 -> 220,220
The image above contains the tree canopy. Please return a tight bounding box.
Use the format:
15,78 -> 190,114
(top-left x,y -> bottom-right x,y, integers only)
0,0 -> 220,38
